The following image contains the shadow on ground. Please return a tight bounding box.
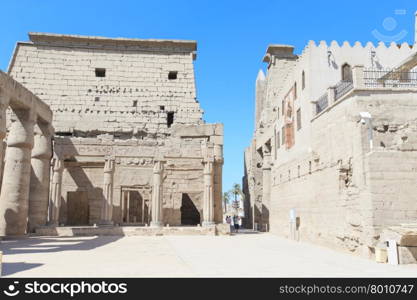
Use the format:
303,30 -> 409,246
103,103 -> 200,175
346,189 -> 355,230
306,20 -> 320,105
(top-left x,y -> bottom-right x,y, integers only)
0,236 -> 122,276
2,262 -> 43,276
1,236 -> 122,255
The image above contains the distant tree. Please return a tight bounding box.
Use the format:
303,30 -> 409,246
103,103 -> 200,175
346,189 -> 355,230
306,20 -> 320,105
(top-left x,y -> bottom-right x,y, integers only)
228,183 -> 245,215
222,191 -> 230,212
231,183 -> 244,203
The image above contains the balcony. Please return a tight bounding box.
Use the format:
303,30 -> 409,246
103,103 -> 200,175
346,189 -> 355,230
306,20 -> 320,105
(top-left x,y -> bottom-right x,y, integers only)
313,66 -> 417,116
364,69 -> 417,88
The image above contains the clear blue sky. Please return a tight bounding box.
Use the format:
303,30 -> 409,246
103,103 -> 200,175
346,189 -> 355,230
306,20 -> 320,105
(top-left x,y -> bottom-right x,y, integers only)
0,1 -> 415,192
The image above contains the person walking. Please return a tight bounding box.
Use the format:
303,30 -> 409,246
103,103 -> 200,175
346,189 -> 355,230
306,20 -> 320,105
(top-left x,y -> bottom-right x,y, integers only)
226,215 -> 233,232
233,215 -> 239,233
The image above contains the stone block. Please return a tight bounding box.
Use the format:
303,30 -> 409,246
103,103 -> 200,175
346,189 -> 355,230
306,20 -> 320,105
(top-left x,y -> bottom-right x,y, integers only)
398,246 -> 417,264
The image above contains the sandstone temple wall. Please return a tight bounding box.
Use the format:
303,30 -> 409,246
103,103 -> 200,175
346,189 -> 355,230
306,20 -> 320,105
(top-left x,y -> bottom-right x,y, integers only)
8,33 -> 202,135
244,18 -> 417,257
4,33 -> 223,232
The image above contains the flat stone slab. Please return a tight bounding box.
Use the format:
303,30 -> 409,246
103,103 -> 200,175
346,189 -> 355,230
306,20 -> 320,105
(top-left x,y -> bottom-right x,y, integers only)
35,225 -> 216,237
380,226 -> 417,247
2,234 -> 417,277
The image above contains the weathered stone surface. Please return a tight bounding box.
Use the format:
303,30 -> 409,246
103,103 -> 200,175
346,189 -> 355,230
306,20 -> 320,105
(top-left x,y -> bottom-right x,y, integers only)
380,226 -> 417,247
0,71 -> 53,237
243,15 -> 417,260
398,246 -> 417,264
5,33 -> 224,231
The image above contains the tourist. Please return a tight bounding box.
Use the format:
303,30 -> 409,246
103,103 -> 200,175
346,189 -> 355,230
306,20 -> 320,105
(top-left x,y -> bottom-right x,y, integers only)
233,215 -> 239,233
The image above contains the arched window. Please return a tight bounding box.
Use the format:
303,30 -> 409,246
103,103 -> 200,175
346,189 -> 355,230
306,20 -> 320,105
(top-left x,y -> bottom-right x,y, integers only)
341,63 -> 352,82
302,71 -> 305,90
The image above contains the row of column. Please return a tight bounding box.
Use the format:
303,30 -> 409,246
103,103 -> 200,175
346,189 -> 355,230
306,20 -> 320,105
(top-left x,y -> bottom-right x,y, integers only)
0,136 -> 216,234
0,94 -> 53,236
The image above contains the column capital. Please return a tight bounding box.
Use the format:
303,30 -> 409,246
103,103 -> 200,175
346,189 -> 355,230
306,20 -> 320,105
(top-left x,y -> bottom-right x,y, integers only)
153,159 -> 165,174
213,144 -> 223,164
203,158 -> 214,175
52,158 -> 65,173
201,140 -> 214,161
104,158 -> 115,173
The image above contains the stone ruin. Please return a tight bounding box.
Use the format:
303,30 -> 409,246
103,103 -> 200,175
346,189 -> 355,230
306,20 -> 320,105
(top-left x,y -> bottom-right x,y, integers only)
0,33 -> 224,236
243,13 -> 417,262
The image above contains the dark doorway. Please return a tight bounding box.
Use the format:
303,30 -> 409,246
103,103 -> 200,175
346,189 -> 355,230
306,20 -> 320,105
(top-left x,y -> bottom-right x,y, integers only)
122,190 -> 148,224
180,194 -> 200,225
67,191 -> 89,225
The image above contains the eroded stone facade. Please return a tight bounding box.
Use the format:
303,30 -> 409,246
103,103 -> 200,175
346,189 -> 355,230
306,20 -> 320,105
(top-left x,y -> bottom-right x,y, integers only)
244,15 -> 417,258
6,33 -> 223,230
0,70 -> 53,236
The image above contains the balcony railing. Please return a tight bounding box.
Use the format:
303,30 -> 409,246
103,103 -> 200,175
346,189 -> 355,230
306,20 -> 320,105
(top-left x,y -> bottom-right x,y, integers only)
315,93 -> 328,115
313,66 -> 417,117
334,80 -> 353,100
364,69 -> 417,88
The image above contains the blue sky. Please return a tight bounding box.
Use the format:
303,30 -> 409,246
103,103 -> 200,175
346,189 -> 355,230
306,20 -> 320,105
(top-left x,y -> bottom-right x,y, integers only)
0,0 -> 416,192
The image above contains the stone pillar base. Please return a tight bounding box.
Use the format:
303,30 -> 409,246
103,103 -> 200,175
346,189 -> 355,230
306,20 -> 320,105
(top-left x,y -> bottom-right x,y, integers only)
150,221 -> 163,228
98,220 -> 114,226
202,221 -> 215,227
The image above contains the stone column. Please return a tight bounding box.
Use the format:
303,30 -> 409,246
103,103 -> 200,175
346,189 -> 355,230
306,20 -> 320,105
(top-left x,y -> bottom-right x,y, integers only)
261,148 -> 272,231
28,122 -> 53,232
100,158 -> 115,225
0,108 -> 35,236
150,160 -> 164,227
213,144 -> 223,223
49,158 -> 64,225
0,94 -> 10,186
202,158 -> 215,227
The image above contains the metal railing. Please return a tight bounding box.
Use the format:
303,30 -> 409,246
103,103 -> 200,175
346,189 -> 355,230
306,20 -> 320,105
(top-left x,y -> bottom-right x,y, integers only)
364,69 -> 417,88
315,93 -> 328,115
334,80 -> 353,100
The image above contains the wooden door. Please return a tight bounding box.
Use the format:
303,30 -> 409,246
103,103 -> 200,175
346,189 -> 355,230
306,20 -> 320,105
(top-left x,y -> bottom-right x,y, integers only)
67,191 -> 89,225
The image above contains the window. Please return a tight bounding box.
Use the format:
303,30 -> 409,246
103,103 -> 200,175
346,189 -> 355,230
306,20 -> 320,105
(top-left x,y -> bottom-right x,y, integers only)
281,100 -> 285,116
94,96 -> 100,102
167,112 -> 175,127
302,71 -> 305,90
133,100 -> 138,107
296,108 -> 301,130
297,165 -> 300,178
160,105 -> 165,111
95,68 -> 106,77
168,71 -> 178,80
277,131 -> 280,149
281,126 -> 285,145
341,63 -> 352,82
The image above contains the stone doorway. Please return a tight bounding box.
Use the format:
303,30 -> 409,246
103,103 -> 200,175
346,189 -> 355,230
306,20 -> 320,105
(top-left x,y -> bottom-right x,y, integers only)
180,193 -> 200,225
121,189 -> 149,224
67,191 -> 89,225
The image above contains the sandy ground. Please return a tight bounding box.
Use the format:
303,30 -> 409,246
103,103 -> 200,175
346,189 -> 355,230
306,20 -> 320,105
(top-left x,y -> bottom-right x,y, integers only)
1,233 -> 417,277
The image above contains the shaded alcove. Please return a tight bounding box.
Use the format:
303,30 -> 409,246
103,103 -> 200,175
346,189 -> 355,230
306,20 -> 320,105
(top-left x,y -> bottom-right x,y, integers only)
180,193 -> 200,225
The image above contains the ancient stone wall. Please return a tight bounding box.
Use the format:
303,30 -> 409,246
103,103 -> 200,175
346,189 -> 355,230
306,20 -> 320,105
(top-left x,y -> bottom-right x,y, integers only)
7,33 -> 224,230
245,26 -> 417,255
8,33 -> 202,136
